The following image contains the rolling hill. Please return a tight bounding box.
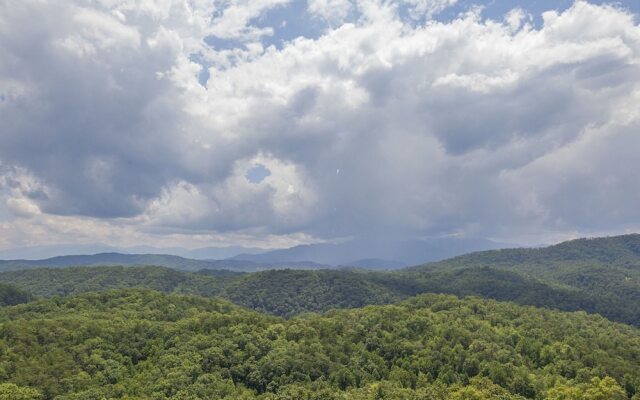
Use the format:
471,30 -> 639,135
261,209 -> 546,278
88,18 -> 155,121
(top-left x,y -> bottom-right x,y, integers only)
0,289 -> 638,399
411,234 -> 640,325
417,234 -> 640,272
2,235 -> 640,399
2,263 -> 635,326
1,234 -> 639,326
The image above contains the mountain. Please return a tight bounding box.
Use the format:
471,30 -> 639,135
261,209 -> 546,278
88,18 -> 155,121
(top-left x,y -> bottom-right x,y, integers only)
232,237 -> 508,267
0,253 -> 329,273
0,265 -> 235,298
1,234 -> 640,399
181,246 -> 266,259
407,233 -> 640,326
1,234 -> 639,325
0,253 -> 221,272
221,267 -> 626,321
0,244 -> 266,261
341,258 -> 407,269
0,243 -> 120,260
417,233 -> 640,271
0,289 -> 637,399
416,233 -> 640,289
0,237 -> 509,272
3,260 -> 635,325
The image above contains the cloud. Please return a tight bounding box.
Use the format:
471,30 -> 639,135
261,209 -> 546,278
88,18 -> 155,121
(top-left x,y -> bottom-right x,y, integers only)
404,0 -> 459,20
308,0 -> 354,25
208,0 -> 291,41
0,0 -> 639,248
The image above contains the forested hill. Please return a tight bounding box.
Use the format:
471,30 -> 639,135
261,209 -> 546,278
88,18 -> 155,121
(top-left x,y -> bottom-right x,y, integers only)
2,234 -> 640,327
417,234 -> 640,271
0,265 -> 238,298
408,234 -> 640,326
0,289 -> 638,399
2,264 -> 638,326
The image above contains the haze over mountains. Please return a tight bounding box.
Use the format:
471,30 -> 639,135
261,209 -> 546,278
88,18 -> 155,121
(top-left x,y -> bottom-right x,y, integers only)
230,237 -> 507,266
0,244 -> 265,261
0,237 -> 508,272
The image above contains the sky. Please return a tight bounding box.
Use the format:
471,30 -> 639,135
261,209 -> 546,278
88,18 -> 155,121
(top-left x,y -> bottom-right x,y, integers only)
1,0 -> 640,252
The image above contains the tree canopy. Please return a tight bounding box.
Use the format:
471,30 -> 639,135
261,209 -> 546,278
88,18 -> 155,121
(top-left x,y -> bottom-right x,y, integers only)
0,290 -> 638,399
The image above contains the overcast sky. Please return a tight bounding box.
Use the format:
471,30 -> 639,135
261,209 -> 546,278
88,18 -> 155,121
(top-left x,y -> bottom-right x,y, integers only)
1,0 -> 639,251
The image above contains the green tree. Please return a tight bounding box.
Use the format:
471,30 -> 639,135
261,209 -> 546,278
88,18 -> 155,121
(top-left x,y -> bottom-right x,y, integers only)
0,384 -> 42,400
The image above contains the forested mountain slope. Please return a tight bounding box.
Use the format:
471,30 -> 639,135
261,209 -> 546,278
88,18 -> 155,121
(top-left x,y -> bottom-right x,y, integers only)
0,290 -> 638,399
1,235 -> 639,327
410,234 -> 640,325
0,253 -> 328,273
418,234 -> 640,272
220,268 -> 609,320
2,264 -> 638,327
0,265 -> 236,298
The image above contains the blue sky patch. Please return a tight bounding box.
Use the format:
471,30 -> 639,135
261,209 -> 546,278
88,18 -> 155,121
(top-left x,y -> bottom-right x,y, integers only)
246,164 -> 272,184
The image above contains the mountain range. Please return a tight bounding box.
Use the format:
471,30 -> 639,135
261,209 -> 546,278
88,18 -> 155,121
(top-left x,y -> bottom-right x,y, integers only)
0,253 -> 326,273
0,244 -> 265,261
230,237 -> 508,266
0,236 -> 508,272
2,233 -> 639,327
2,233 -> 640,398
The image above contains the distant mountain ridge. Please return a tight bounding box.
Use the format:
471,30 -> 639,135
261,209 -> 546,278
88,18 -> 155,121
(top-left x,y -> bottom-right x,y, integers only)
0,237 -> 508,272
0,244 -> 266,261
0,253 -> 328,273
231,237 -> 507,266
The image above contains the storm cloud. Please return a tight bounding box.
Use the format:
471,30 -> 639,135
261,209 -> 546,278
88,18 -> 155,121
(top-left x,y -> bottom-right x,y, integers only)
0,0 -> 639,249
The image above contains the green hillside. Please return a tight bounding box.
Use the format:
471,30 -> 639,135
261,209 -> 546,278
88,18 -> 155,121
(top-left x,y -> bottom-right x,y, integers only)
220,269 -> 405,317
418,234 -> 640,270
410,234 -> 640,325
1,234 -> 640,328
0,265 -> 237,298
2,263 -> 638,326
0,290 -> 638,399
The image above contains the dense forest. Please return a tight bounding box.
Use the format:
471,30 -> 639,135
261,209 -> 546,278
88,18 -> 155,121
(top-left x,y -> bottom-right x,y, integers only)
0,266 -> 238,298
1,235 -> 640,398
0,283 -> 31,306
1,261 -> 638,326
1,290 -> 639,399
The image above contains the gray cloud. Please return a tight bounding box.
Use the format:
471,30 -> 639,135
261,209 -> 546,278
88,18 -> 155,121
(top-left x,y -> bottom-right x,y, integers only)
0,1 -> 191,217
1,0 -> 639,248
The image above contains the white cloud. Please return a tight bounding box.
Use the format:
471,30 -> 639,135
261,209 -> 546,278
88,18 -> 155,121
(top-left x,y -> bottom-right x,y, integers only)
72,7 -> 141,50
432,71 -> 520,93
1,0 -> 640,249
504,8 -> 529,32
5,198 -> 41,218
404,0 -> 459,20
208,0 -> 291,41
308,0 -> 354,25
